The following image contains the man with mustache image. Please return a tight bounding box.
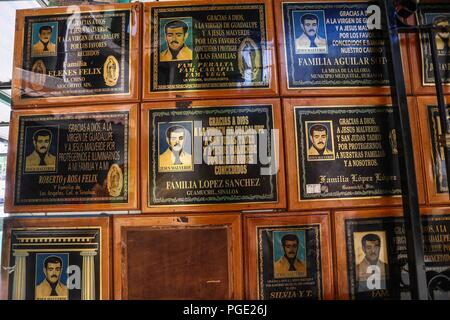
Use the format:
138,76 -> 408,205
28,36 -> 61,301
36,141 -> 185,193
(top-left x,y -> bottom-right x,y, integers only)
32,25 -> 56,56
295,13 -> 327,53
308,124 -> 333,157
35,256 -> 68,300
160,19 -> 193,62
274,234 -> 306,278
356,233 -> 388,292
159,125 -> 192,170
25,128 -> 56,172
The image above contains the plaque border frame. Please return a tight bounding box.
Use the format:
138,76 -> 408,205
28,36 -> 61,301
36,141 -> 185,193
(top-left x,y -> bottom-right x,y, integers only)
141,98 -> 286,213
283,97 -> 426,211
12,3 -> 141,108
243,211 -> 334,300
408,1 -> 450,96
0,216 -> 111,300
274,0 -> 412,97
112,213 -> 243,299
416,95 -> 450,205
142,0 -> 279,101
5,103 -> 139,213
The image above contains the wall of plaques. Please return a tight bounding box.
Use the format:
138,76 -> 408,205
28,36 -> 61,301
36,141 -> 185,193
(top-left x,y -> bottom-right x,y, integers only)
1,0 -> 450,300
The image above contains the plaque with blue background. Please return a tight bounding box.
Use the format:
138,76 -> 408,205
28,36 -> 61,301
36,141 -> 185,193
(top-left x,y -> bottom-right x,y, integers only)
281,1 -> 390,91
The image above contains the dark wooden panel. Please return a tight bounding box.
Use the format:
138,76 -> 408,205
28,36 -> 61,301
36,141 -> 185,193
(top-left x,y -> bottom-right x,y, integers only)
113,214 -> 243,300
126,226 -> 229,299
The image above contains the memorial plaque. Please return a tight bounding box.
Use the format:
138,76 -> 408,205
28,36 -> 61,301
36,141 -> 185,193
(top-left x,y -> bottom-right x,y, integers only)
141,99 -> 285,213
410,3 -> 450,95
417,96 -> 450,205
244,212 -> 333,300
113,214 -> 243,299
142,0 -> 278,101
0,217 -> 111,300
274,0 -> 411,96
12,3 -> 140,107
5,104 -> 138,213
284,97 -> 425,210
335,208 -> 450,300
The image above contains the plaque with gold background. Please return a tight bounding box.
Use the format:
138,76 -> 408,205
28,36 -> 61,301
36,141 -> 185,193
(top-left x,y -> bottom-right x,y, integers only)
335,208 -> 450,300
141,99 -> 285,213
143,0 -> 278,101
0,217 -> 111,300
244,212 -> 333,300
417,96 -> 450,205
283,97 -> 425,211
409,3 -> 450,95
5,104 -> 138,213
275,0 -> 411,96
12,3 -> 140,107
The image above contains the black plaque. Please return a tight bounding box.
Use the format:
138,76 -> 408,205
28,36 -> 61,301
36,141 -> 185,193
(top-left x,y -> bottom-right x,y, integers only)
7,227 -> 101,300
149,4 -> 270,91
257,225 -> 323,300
14,112 -> 129,205
427,104 -> 450,194
416,4 -> 450,86
345,215 -> 450,300
21,9 -> 130,98
295,106 -> 401,200
148,105 -> 278,205
282,1 -> 390,89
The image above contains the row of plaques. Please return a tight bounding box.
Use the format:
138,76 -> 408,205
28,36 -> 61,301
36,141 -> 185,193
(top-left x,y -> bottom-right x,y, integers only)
11,1 -> 450,107
5,97 -> 450,213
1,209 -> 450,300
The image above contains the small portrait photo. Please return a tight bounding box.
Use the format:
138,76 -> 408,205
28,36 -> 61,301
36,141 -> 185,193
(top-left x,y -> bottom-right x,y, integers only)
35,253 -> 69,300
31,22 -> 58,57
159,17 -> 193,62
292,10 -> 328,54
272,230 -> 307,279
158,121 -> 193,172
353,231 -> 389,292
425,13 -> 450,55
305,120 -> 335,161
23,126 -> 59,173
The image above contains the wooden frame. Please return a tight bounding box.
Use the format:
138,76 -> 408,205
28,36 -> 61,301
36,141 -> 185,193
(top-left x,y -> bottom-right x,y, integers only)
417,96 -> 450,205
5,103 -> 139,213
334,207 -> 402,300
0,216 -> 111,300
12,3 -> 141,108
335,207 -> 450,299
408,1 -> 450,96
244,211 -> 334,299
142,0 -> 278,101
283,96 -> 425,211
141,98 -> 286,213
274,0 -> 411,97
112,213 -> 243,299
421,206 -> 450,215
